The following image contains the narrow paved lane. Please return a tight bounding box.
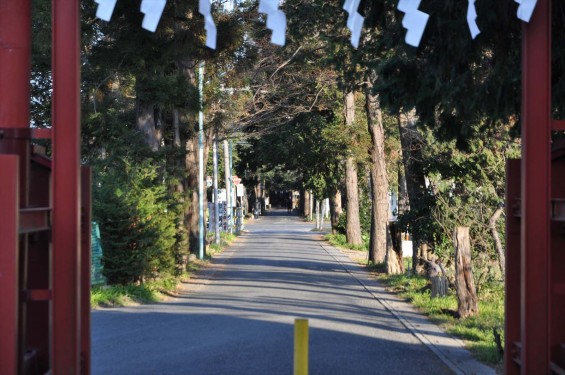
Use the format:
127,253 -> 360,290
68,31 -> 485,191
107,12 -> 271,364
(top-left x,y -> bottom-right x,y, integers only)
92,210 -> 453,374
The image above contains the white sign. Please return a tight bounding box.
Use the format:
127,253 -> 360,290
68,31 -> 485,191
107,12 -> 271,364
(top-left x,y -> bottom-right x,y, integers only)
217,189 -> 227,202
236,184 -> 244,197
206,176 -> 212,187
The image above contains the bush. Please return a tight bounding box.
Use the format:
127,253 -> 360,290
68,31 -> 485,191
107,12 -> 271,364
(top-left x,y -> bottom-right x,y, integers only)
335,211 -> 371,238
94,159 -> 177,284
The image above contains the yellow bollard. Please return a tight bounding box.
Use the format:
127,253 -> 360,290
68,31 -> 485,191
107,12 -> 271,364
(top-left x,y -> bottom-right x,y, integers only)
294,319 -> 309,375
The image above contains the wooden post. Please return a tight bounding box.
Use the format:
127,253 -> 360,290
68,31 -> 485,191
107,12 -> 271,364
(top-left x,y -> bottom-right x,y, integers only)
454,227 -> 478,318
431,276 -> 448,298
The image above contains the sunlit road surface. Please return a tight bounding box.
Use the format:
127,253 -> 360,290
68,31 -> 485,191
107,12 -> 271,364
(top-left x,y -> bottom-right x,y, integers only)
92,209 -> 455,375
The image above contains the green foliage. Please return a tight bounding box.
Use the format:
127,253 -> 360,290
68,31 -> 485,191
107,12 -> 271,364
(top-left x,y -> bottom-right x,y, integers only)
325,233 -> 369,252
94,157 -> 177,284
335,206 -> 371,237
86,110 -> 180,285
91,284 -> 160,308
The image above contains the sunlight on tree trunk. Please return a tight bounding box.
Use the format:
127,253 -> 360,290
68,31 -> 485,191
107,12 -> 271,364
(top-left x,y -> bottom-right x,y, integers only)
315,199 -> 321,230
344,90 -> 362,245
366,83 -> 388,263
329,188 -> 342,234
454,227 -> 479,318
489,207 -> 505,278
304,190 -> 311,220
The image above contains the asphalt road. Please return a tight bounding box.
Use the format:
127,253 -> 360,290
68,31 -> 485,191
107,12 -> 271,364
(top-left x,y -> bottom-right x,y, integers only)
91,210 -> 453,375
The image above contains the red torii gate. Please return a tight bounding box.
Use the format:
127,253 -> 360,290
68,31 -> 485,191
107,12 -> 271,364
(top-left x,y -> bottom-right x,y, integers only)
0,1 -> 89,374
0,0 -> 562,374
505,0 -> 565,374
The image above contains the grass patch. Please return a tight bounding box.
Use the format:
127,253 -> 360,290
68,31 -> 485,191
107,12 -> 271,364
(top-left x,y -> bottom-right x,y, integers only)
377,273 -> 504,364
93,231 -> 238,308
325,233 -> 369,251
206,231 -> 237,257
91,284 -> 160,308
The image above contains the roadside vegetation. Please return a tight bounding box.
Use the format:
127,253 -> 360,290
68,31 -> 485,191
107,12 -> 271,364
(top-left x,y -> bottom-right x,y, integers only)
378,273 -> 504,365
90,232 -> 236,308
328,234 -> 504,366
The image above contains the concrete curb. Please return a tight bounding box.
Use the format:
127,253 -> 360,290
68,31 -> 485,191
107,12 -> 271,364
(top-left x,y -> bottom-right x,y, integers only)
319,243 -> 496,375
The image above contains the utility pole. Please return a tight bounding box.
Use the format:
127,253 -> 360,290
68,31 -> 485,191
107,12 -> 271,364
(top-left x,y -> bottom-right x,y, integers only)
198,61 -> 205,260
212,136 -> 220,244
223,139 -> 232,233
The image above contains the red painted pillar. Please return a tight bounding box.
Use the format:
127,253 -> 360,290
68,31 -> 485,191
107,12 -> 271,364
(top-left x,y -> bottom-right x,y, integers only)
0,0 -> 32,128
505,160 -> 521,375
0,0 -> 31,205
51,0 -> 82,373
521,0 -> 552,373
0,156 -> 20,375
0,1 -> 32,373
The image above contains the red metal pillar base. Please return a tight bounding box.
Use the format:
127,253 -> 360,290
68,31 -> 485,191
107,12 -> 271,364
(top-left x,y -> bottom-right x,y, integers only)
0,155 -> 20,375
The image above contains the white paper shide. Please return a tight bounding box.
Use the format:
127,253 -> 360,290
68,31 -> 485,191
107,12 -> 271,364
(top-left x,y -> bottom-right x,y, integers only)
342,0 -> 364,48
514,0 -> 537,23
259,0 -> 287,46
140,0 -> 167,32
467,0 -> 480,39
94,0 -> 118,22
397,0 -> 429,48
199,0 -> 217,49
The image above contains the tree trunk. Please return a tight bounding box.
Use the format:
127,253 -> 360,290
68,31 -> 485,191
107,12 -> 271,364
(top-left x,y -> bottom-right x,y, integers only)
309,191 -> 314,221
173,109 -> 181,148
345,157 -> 363,245
398,110 -> 427,274
304,190 -> 311,219
175,56 -> 212,256
185,136 -> 200,255
366,84 -> 388,263
489,207 -> 505,278
185,124 -> 213,255
253,174 -> 262,216
329,188 -> 342,234
172,108 -> 188,272
397,165 -> 409,216
321,199 -> 327,228
315,199 -> 321,230
344,90 -> 363,245
454,227 -> 479,318
223,140 -> 232,233
299,188 -> 305,216
136,97 -> 161,151
386,222 -> 404,274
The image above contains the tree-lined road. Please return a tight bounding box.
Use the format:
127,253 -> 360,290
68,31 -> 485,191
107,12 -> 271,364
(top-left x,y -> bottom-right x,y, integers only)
92,211 -> 455,374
